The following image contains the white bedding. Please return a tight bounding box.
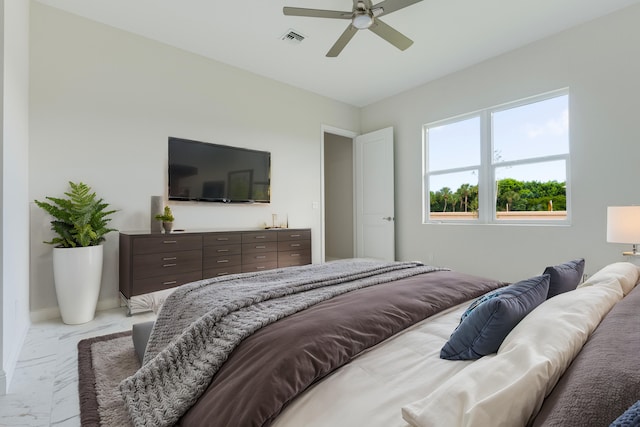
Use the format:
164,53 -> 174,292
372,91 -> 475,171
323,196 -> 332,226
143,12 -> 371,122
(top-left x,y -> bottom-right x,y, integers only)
273,300 -> 474,427
273,262 -> 640,427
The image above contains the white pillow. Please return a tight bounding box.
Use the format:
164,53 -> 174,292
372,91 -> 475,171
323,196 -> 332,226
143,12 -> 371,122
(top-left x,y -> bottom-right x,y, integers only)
577,261 -> 639,295
402,266 -> 630,427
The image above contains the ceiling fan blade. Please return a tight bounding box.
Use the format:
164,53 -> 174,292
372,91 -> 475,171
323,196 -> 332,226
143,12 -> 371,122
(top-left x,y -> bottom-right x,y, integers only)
326,25 -> 358,57
372,0 -> 423,17
368,19 -> 413,51
283,7 -> 352,19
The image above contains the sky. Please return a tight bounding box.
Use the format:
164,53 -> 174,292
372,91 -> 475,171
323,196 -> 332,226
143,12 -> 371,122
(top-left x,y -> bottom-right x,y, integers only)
427,94 -> 569,192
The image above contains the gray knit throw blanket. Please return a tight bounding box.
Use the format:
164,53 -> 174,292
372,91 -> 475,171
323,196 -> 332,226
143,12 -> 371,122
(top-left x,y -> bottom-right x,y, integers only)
119,259 -> 446,427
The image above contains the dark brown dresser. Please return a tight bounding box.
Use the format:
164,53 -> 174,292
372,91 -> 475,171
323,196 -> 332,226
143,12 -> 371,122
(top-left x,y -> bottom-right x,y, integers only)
119,228 -> 311,314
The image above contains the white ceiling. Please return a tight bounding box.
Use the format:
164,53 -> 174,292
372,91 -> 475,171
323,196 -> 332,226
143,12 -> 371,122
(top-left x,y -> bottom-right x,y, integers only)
35,0 -> 640,107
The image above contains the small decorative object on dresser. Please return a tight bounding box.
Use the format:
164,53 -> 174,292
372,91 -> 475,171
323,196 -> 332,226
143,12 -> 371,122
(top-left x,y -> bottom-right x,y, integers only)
266,213 -> 289,229
154,205 -> 175,233
149,196 -> 163,233
34,181 -> 117,324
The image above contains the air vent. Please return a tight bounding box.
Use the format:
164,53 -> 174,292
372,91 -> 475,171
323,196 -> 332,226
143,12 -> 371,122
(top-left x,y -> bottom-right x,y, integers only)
281,29 -> 306,44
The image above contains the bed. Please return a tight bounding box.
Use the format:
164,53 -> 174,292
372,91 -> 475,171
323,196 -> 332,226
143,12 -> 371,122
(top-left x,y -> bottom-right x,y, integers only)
119,258 -> 640,427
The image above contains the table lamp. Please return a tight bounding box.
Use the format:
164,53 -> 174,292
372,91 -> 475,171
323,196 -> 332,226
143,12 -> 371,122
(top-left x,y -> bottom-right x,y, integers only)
607,206 -> 640,256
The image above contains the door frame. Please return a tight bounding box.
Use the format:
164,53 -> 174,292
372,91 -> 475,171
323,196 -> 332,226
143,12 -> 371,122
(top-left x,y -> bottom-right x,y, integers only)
320,125 -> 358,263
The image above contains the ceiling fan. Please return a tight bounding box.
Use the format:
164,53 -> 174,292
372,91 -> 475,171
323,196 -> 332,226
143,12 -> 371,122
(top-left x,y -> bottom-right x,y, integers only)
283,0 -> 423,57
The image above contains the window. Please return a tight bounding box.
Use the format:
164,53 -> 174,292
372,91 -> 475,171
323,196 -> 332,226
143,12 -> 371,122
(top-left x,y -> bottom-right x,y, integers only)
423,90 -> 569,224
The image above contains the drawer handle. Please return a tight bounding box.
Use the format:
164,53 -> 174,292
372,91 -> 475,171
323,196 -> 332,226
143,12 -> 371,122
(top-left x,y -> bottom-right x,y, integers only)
290,234 -> 301,237
217,249 -> 229,253
255,245 -> 266,249
163,257 -> 177,261
290,243 -> 301,247
163,280 -> 177,285
256,255 -> 266,259
217,237 -> 229,241
291,253 -> 300,257
163,240 -> 178,244
256,266 -> 266,270
217,260 -> 229,264
255,236 -> 266,239
217,272 -> 229,276
163,263 -> 177,268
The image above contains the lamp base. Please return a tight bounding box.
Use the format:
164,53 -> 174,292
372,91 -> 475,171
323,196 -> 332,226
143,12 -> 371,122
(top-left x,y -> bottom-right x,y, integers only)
622,251 -> 640,257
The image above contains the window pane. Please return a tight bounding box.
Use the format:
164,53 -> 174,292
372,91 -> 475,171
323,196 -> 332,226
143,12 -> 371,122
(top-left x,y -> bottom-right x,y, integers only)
495,160 -> 566,220
493,95 -> 568,163
428,116 -> 481,171
429,171 -> 479,220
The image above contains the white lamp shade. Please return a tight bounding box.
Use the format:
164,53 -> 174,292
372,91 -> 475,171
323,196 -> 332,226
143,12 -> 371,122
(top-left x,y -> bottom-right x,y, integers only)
607,206 -> 640,243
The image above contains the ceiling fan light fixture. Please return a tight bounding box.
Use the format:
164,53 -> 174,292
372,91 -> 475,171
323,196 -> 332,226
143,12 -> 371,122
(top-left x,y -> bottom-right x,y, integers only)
352,12 -> 373,29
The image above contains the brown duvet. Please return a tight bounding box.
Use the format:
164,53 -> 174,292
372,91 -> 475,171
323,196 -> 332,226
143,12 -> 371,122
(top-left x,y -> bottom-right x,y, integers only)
178,270 -> 505,427
531,282 -> 640,427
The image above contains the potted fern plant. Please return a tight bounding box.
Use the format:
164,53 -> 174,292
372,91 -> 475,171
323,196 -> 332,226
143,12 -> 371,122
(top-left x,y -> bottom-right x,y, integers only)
35,182 -> 117,324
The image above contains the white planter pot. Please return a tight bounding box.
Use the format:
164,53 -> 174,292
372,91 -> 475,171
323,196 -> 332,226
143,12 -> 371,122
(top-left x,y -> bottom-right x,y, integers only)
53,245 -> 103,324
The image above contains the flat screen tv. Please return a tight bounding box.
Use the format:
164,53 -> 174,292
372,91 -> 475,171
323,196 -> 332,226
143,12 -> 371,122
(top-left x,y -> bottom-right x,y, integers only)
168,137 -> 271,203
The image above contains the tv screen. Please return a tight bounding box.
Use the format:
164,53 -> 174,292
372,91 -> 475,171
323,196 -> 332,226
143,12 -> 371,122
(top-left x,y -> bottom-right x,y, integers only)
168,137 -> 271,203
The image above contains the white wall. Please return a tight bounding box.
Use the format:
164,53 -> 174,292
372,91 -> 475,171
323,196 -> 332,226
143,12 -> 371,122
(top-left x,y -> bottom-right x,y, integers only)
28,3 -> 360,318
27,2 -> 640,318
361,5 -> 640,282
1,0 -> 31,393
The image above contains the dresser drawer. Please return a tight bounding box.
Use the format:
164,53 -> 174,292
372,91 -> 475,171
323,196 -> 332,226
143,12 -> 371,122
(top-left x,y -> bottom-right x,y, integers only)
130,271 -> 202,297
203,254 -> 241,270
242,231 -> 277,244
242,260 -> 278,273
203,233 -> 242,247
203,265 -> 243,279
132,235 -> 202,255
242,251 -> 277,265
277,240 -> 311,252
278,249 -> 311,268
278,230 -> 311,241
132,250 -> 202,279
242,241 -> 278,254
203,244 -> 242,258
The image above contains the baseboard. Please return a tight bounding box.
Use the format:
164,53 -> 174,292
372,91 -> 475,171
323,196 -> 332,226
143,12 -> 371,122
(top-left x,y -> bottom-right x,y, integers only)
0,320 -> 28,396
0,369 -> 7,396
96,297 -> 121,312
30,297 -> 121,323
30,306 -> 61,323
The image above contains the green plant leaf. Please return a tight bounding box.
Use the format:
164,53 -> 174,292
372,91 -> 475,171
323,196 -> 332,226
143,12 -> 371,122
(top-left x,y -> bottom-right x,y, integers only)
35,181 -> 118,247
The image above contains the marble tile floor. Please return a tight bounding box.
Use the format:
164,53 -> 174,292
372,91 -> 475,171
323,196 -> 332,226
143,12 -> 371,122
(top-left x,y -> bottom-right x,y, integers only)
0,307 -> 156,427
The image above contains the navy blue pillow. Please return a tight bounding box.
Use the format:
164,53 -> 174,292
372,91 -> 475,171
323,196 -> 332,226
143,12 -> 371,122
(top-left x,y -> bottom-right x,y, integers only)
543,258 -> 585,299
440,274 -> 550,360
459,289 -> 503,323
610,400 -> 640,427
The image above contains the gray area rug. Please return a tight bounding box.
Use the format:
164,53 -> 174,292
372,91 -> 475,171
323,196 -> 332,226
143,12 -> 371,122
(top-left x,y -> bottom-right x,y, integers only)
78,331 -> 136,427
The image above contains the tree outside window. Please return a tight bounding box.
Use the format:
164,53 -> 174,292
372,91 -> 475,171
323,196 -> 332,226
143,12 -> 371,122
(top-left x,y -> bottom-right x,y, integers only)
423,90 -> 570,224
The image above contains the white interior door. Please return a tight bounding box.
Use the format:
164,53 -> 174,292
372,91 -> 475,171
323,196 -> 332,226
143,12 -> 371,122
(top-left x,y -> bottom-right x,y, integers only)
355,127 -> 395,261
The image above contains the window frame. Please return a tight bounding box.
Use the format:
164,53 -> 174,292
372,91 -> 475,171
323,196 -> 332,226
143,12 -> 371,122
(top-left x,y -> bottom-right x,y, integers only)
423,89 -> 571,225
